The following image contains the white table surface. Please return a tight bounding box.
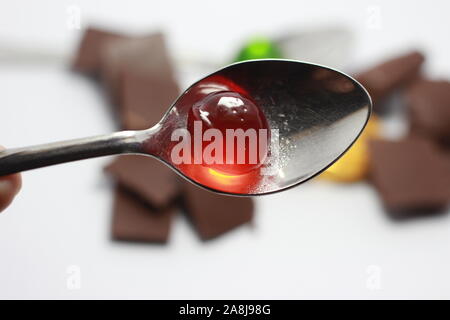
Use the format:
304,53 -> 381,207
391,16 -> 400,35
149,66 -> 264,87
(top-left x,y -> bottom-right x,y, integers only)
0,0 -> 449,299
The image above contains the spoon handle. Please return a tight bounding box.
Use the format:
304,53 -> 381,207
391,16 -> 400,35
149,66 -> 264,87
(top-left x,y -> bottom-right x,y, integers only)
0,131 -> 143,176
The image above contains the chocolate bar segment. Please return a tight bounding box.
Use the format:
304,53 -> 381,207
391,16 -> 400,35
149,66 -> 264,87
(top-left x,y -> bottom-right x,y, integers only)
72,27 -> 126,75
355,51 -> 424,105
105,155 -> 180,209
368,137 -> 450,216
405,79 -> 450,145
120,71 -> 179,130
75,26 -> 256,242
180,181 -> 254,240
100,33 -> 177,104
112,185 -> 174,243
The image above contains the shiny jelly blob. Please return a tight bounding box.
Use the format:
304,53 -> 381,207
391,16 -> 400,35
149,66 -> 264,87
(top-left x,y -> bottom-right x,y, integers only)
187,91 -> 269,175
172,76 -> 270,193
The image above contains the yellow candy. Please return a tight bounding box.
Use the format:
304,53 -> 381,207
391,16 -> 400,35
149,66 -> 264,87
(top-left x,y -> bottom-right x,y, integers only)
320,115 -> 380,182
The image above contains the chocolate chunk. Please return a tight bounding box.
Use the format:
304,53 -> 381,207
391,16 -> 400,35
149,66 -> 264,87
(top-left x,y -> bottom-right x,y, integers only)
105,155 -> 180,209
120,71 -> 179,130
91,30 -> 254,242
405,79 -> 450,145
368,137 -> 450,216
112,185 -> 174,243
180,181 -> 254,240
72,27 -> 126,75
355,51 -> 424,106
100,33 -> 177,104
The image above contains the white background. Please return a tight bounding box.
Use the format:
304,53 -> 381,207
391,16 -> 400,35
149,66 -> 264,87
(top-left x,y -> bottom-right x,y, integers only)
0,0 -> 449,299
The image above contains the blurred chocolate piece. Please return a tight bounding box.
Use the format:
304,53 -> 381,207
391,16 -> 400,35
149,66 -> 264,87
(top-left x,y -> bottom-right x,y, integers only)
120,71 -> 179,130
112,185 -> 174,243
368,137 -> 450,216
72,27 -> 126,75
74,27 -> 255,242
105,155 -> 179,209
102,33 -> 183,243
100,33 -> 177,103
181,181 -> 254,240
355,51 -> 425,108
406,79 -> 450,145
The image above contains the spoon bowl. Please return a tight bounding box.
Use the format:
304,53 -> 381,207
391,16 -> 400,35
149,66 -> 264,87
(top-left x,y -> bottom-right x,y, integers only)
0,59 -> 371,196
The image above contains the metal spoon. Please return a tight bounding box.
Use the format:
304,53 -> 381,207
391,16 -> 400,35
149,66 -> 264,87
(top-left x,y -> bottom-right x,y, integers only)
0,59 -> 371,196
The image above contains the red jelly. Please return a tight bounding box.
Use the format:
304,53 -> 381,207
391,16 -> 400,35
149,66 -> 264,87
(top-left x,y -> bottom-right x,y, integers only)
187,91 -> 269,175
170,76 -> 270,193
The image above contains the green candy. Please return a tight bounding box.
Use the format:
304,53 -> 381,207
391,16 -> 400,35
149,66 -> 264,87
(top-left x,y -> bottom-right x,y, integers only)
234,36 -> 283,62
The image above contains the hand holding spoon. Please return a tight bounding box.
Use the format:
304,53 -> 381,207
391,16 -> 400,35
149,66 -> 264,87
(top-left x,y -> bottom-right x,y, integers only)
0,60 -> 371,196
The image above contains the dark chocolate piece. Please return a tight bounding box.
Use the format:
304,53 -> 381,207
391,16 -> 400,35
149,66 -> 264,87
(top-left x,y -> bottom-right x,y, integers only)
355,51 -> 424,105
368,137 -> 450,216
405,79 -> 450,145
105,155 -> 180,209
72,27 -> 126,75
100,33 -> 177,104
120,71 -> 179,130
93,30 -> 254,242
100,34 -> 183,243
112,185 -> 174,243
180,181 -> 254,240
